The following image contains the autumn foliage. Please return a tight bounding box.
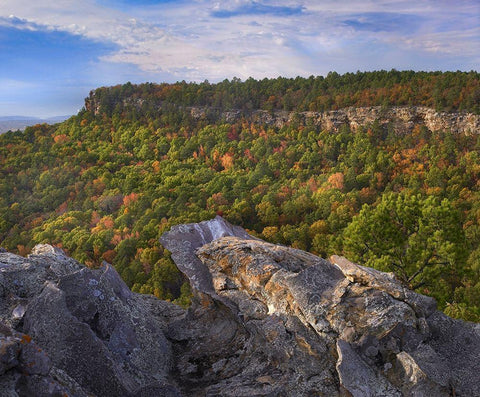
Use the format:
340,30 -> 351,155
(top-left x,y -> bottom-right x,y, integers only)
1,71 -> 479,318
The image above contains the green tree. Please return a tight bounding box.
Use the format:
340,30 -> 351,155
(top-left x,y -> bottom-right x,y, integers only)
343,192 -> 467,306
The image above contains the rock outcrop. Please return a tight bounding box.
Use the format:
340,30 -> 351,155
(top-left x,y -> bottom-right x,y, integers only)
0,244 -> 182,396
189,106 -> 480,135
1,218 -> 479,396
86,87 -> 479,136
162,217 -> 480,396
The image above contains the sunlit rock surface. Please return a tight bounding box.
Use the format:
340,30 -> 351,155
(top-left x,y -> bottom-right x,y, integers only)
186,106 -> 480,135
1,217 -> 479,396
162,217 -> 480,396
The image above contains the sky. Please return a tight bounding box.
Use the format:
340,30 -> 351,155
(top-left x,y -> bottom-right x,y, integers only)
0,0 -> 479,117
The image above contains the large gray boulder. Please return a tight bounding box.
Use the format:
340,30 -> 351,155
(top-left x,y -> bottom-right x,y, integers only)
1,216 -> 479,396
0,247 -> 183,396
161,217 -> 480,396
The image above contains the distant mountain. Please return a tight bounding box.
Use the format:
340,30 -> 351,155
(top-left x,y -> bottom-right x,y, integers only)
0,115 -> 71,133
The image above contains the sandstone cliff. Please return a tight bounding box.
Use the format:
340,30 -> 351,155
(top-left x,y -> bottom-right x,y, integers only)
1,218 -> 479,396
85,88 -> 479,136
85,90 -> 480,135
190,106 -> 479,135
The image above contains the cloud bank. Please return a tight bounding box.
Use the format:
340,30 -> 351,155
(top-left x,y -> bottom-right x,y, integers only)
0,0 -> 478,116
1,0 -> 478,82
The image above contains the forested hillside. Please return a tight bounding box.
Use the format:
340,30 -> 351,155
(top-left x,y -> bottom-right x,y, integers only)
1,71 -> 479,320
86,70 -> 480,116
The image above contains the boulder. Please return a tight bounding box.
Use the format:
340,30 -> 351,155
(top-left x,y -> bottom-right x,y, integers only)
0,217 -> 478,396
161,217 -> 480,396
0,244 -> 183,396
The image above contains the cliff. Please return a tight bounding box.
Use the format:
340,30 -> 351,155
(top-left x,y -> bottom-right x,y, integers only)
1,218 -> 479,396
86,93 -> 480,135
83,72 -> 480,135
190,106 -> 480,135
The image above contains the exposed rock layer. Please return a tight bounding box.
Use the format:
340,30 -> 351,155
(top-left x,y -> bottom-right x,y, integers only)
189,106 -> 479,135
1,218 -> 479,396
86,92 -> 480,135
85,91 -> 480,134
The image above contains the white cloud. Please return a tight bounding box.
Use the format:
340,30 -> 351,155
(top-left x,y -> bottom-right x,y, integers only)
0,0 -> 478,83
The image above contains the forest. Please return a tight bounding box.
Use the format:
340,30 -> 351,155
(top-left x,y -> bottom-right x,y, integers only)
86,69 -> 480,116
0,71 -> 479,320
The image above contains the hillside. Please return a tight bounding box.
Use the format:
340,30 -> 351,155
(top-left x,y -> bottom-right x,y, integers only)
0,71 -> 479,321
0,219 -> 479,396
85,70 -> 480,115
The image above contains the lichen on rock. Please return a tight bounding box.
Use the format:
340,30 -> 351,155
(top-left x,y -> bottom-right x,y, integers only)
161,217 -> 480,396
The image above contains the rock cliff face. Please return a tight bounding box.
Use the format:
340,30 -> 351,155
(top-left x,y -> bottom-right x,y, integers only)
1,217 -> 479,396
190,106 -> 479,135
85,89 -> 479,136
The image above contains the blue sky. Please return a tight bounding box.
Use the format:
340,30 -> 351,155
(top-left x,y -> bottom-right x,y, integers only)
0,0 -> 479,117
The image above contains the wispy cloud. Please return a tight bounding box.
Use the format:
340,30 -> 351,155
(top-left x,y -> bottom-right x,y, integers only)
0,78 -> 38,90
0,15 -> 41,31
0,0 -> 478,115
1,0 -> 478,81
342,12 -> 425,33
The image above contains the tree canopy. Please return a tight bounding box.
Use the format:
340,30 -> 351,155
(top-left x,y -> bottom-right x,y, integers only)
1,71 -> 479,320
344,193 -> 468,305
86,70 -> 480,117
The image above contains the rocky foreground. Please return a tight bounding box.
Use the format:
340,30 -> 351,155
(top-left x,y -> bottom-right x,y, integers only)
0,217 -> 479,396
